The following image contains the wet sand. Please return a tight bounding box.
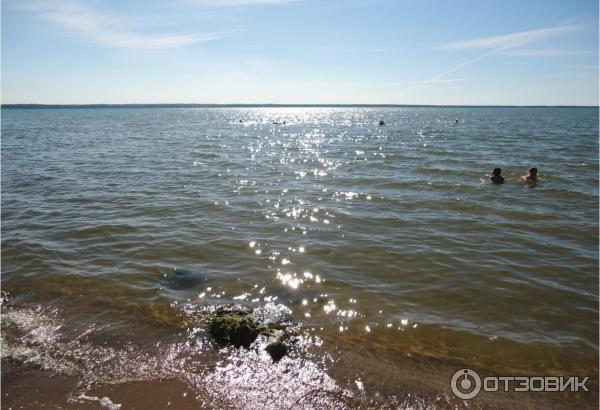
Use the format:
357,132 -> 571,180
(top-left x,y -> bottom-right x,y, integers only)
3,350 -> 596,409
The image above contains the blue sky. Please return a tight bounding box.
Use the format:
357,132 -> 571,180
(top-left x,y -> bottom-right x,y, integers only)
2,0 -> 598,105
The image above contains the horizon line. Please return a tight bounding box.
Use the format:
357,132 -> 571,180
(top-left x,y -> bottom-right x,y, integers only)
2,103 -> 598,109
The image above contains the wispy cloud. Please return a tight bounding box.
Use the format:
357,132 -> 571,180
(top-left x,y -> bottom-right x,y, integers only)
541,71 -> 598,78
498,48 -> 592,57
189,0 -> 300,6
402,23 -> 584,93
440,24 -> 582,50
14,0 -> 233,49
399,52 -> 492,93
352,47 -> 405,54
556,64 -> 599,70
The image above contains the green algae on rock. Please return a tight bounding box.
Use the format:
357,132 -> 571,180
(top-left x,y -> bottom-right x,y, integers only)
209,305 -> 263,348
265,341 -> 288,362
208,304 -> 296,361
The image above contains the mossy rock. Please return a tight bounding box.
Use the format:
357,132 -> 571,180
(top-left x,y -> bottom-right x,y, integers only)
209,304 -> 263,348
265,340 -> 288,362
209,304 -> 295,361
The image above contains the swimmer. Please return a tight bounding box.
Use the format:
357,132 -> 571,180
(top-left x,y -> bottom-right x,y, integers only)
520,167 -> 538,183
379,120 -> 385,126
490,168 -> 504,184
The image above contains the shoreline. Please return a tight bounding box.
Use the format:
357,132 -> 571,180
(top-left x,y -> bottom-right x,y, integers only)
2,104 -> 598,109
3,339 -> 597,409
2,297 -> 598,409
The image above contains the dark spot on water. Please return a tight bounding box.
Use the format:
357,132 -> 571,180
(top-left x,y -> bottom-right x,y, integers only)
161,269 -> 208,290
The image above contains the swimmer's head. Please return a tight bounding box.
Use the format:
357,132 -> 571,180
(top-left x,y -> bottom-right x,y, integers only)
493,168 -> 502,176
529,167 -> 538,176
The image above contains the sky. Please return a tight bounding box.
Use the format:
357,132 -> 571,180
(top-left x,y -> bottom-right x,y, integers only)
1,0 -> 598,105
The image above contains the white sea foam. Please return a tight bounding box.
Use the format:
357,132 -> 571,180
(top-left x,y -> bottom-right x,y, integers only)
78,394 -> 122,410
2,302 -> 350,409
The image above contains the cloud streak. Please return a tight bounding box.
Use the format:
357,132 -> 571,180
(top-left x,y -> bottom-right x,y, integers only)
15,0 -> 232,49
399,52 -> 493,93
440,24 -> 581,50
498,48 -> 592,57
402,23 -> 583,93
191,0 -> 300,5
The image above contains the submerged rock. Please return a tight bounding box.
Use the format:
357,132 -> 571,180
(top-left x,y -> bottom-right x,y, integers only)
1,291 -> 11,307
162,269 -> 207,290
209,305 -> 263,348
265,341 -> 288,362
208,303 -> 297,361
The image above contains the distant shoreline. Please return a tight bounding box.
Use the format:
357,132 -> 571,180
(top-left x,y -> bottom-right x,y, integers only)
2,104 -> 598,109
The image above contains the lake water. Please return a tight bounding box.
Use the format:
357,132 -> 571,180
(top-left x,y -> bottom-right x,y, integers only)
2,107 -> 598,408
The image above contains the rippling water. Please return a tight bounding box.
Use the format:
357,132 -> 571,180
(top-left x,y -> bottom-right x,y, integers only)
2,107 -> 598,408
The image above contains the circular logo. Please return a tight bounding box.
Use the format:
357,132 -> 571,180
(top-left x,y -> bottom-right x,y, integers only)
450,368 -> 481,400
